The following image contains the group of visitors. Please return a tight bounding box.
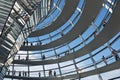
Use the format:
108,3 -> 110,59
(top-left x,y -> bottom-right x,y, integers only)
38,70 -> 56,77
102,48 -> 120,65
49,70 -> 56,77
19,71 -> 27,77
14,8 -> 30,21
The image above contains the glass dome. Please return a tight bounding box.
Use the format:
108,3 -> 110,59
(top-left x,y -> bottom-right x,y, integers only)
0,0 -> 120,80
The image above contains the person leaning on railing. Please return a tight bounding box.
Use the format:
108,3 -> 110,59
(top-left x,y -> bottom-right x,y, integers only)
102,55 -> 108,65
112,49 -> 120,61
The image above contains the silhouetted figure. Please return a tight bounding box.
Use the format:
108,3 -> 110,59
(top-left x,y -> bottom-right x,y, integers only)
7,70 -> 10,75
23,13 -> 29,21
31,43 -> 33,46
49,70 -> 52,76
21,12 -> 26,18
19,72 -> 21,76
26,56 -> 28,60
65,51 -> 69,56
26,41 -> 28,46
13,70 -> 15,76
23,41 -> 25,46
103,21 -> 107,27
18,55 -> 20,60
54,71 -> 56,76
38,72 -> 41,77
23,71 -> 25,76
42,54 -> 45,60
61,33 -> 64,36
25,72 -> 27,76
39,41 -> 42,45
94,30 -> 99,37
57,54 -> 60,58
112,49 -> 120,61
102,56 -> 108,65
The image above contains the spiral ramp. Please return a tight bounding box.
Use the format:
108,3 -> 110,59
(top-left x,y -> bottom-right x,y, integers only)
0,0 -> 120,80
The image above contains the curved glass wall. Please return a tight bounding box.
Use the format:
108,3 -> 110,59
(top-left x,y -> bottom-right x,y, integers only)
1,0 -> 120,80
35,0 -> 65,30
26,0 -> 84,45
14,0 -> 117,61
23,0 -> 115,47
7,32 -> 120,79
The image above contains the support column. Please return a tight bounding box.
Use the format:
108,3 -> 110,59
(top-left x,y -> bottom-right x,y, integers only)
27,50 -> 30,77
12,63 -> 14,80
107,42 -> 113,52
49,34 -> 62,77
66,44 -> 81,80
40,52 -> 46,77
54,48 -> 62,77
79,35 -> 103,80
